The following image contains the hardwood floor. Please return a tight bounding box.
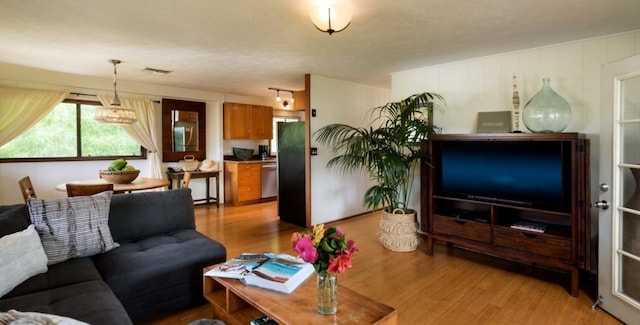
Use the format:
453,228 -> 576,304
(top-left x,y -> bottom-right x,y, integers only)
147,201 -> 621,325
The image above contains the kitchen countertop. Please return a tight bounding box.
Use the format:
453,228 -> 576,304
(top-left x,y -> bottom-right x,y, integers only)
223,156 -> 277,164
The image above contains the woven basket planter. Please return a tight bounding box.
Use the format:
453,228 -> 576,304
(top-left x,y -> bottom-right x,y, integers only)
378,208 -> 419,252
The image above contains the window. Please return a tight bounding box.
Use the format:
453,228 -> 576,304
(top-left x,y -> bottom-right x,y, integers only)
0,100 -> 144,161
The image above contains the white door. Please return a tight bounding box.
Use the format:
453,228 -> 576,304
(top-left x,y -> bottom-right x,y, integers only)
598,53 -> 640,324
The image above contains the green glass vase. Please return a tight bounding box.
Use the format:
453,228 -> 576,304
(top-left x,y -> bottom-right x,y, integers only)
522,78 -> 571,133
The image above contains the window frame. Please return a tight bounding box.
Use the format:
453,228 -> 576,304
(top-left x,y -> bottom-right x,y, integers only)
0,99 -> 146,163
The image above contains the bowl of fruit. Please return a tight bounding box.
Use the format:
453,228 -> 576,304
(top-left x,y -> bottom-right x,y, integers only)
100,159 -> 140,184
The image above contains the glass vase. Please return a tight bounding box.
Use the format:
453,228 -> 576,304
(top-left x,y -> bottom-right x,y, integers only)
522,78 -> 571,133
317,274 -> 337,315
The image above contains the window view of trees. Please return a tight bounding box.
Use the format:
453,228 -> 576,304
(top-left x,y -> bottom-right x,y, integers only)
0,101 -> 143,160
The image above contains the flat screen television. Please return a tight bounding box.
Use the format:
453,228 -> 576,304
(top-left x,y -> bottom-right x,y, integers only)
432,139 -> 572,212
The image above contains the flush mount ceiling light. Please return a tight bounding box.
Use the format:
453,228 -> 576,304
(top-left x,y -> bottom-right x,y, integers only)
268,88 -> 295,105
309,3 -> 352,35
94,59 -> 137,124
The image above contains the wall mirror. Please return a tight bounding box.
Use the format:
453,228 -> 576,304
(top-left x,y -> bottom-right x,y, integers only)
162,98 -> 206,162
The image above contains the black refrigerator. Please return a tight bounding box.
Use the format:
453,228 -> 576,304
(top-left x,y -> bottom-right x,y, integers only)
277,121 -> 306,227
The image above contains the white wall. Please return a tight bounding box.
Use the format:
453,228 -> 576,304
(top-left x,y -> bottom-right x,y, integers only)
309,75 -> 390,224
391,30 -> 640,269
0,62 -> 267,205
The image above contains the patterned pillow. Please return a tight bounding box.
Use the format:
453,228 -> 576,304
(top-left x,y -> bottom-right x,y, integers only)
27,191 -> 119,265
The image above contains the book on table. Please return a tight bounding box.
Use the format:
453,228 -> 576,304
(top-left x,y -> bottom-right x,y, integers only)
206,252 -> 315,294
510,221 -> 547,233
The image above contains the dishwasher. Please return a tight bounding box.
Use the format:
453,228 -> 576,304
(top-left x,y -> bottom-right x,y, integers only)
261,163 -> 277,198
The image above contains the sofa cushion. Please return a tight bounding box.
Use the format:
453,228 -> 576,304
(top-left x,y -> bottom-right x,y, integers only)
0,225 -> 48,298
0,204 -> 30,237
2,257 -> 102,299
0,280 -> 132,325
108,189 -> 195,242
27,192 -> 119,265
92,229 -> 226,323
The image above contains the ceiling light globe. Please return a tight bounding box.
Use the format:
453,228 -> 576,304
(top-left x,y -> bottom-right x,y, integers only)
310,4 -> 352,35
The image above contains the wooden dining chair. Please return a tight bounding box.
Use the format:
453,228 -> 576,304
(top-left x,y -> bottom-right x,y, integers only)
182,172 -> 192,188
18,176 -> 37,202
66,183 -> 114,197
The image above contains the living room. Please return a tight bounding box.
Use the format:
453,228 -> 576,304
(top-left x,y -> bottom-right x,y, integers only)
1,1 -> 640,324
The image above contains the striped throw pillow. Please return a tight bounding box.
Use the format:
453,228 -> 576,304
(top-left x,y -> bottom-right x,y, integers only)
27,191 -> 119,265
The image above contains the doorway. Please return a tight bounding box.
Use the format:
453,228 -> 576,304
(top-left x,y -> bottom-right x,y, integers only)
597,53 -> 640,323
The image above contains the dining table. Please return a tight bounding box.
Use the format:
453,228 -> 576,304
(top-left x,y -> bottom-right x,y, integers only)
55,177 -> 170,194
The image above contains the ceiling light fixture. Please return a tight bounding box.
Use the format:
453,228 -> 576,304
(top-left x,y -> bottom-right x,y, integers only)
269,87 -> 297,105
269,88 -> 298,109
309,4 -> 352,35
94,59 -> 137,124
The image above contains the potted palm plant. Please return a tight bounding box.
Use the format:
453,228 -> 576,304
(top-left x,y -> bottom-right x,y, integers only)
315,92 -> 445,252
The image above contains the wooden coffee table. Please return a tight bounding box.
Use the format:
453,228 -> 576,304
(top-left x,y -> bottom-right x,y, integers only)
203,265 -> 397,325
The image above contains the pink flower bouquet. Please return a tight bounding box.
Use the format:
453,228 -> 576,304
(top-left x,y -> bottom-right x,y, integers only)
291,224 -> 358,277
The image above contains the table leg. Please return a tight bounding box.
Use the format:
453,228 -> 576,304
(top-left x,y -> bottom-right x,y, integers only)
205,176 -> 210,205
215,174 -> 219,208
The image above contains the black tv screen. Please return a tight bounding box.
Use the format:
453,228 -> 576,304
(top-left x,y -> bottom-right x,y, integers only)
434,140 -> 572,211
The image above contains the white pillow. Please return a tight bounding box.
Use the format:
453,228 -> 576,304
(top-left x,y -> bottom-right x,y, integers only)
0,224 -> 48,298
27,191 -> 119,265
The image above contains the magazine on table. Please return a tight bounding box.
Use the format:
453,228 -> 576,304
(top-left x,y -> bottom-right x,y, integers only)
250,315 -> 278,325
206,252 -> 314,294
204,253 -> 272,279
510,221 -> 547,233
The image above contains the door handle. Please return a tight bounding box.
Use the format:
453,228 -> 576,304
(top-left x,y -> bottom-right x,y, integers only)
594,200 -> 609,210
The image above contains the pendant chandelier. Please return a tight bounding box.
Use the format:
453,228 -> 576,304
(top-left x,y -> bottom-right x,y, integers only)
309,4 -> 352,35
94,59 -> 137,124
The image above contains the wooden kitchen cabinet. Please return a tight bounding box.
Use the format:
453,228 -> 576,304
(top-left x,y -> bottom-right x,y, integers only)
224,162 -> 262,205
223,102 -> 273,139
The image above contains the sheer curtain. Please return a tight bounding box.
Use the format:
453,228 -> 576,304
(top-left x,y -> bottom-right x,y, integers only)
0,87 -> 69,146
97,96 -> 162,179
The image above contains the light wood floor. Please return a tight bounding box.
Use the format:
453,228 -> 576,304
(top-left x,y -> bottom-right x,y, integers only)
146,201 -> 622,325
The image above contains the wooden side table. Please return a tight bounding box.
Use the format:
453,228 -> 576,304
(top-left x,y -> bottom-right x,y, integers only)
167,170 -> 220,207
203,265 -> 397,325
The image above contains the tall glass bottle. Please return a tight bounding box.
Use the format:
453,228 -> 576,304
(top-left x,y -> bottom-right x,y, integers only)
522,78 -> 571,133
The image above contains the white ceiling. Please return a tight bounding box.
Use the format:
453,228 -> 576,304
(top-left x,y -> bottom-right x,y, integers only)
1,0 -> 639,98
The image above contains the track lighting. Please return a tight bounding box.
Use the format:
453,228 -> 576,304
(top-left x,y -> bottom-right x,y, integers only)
269,88 -> 296,107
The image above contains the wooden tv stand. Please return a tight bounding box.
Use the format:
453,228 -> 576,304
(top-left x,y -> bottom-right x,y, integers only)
421,133 -> 590,297
203,265 -> 397,325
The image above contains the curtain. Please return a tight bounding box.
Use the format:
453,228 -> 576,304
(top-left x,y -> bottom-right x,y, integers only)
97,96 -> 162,179
0,87 -> 69,146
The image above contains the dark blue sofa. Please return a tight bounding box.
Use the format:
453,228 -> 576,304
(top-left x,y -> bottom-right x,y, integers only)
0,189 -> 227,324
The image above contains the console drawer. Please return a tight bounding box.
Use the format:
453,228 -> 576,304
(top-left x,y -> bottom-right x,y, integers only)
494,226 -> 571,260
432,214 -> 491,243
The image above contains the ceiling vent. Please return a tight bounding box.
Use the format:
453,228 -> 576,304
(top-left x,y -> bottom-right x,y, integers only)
143,67 -> 172,75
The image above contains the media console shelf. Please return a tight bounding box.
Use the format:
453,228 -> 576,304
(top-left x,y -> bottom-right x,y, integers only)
421,133 -> 590,297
